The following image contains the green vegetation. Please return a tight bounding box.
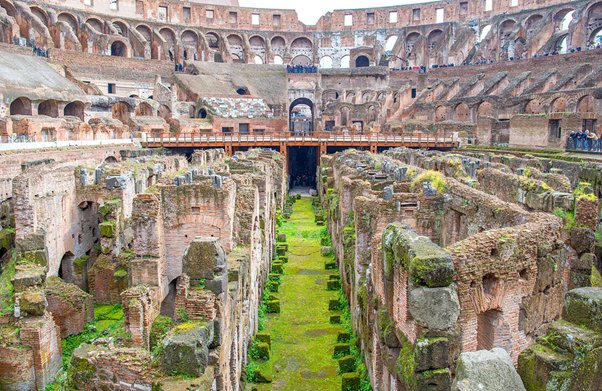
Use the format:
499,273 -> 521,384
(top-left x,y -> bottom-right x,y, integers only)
150,315 -> 173,351
573,181 -> 597,202
411,170 -> 447,194
0,250 -> 16,317
244,197 -> 369,390
43,304 -> 127,390
553,208 -> 577,231
113,269 -> 128,278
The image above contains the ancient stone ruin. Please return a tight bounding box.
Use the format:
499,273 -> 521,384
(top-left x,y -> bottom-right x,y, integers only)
0,0 -> 601,390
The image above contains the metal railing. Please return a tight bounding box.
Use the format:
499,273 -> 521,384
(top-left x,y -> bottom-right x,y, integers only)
143,131 -> 458,145
566,136 -> 602,153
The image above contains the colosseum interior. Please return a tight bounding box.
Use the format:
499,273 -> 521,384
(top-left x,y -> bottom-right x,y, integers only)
0,0 -> 601,390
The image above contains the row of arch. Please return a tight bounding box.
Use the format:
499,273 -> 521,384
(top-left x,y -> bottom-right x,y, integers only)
434,94 -> 597,122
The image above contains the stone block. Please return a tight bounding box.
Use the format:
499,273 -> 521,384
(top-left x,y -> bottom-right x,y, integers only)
268,273 -> 281,283
99,221 -> 115,238
327,279 -> 341,290
316,220 -> 325,226
12,264 -> 45,293
182,237 -> 226,285
16,233 -> 45,252
277,234 -> 286,242
266,300 -> 280,313
20,249 -> 48,267
453,348 -> 526,391
325,260 -> 337,270
321,246 -> 333,256
105,175 -> 128,190
338,355 -> 356,373
337,332 -> 351,342
333,343 -> 350,358
341,372 -> 360,391
269,281 -> 279,292
409,286 -> 460,331
409,238 -> 455,288
563,287 -> 602,330
254,342 -> 270,360
570,228 -> 595,255
256,333 -> 271,348
544,320 -> 602,356
19,288 -> 46,316
415,337 -> 450,372
329,299 -> 342,310
416,369 -> 451,391
330,315 -> 341,324
161,321 -> 213,377
276,244 -> 287,256
272,262 -> 284,274
253,369 -> 272,383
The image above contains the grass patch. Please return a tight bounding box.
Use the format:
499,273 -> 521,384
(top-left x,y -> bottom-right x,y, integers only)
0,250 -> 16,317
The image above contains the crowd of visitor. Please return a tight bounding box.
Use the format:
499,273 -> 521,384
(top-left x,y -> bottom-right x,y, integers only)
568,129 -> 602,152
287,65 -> 318,74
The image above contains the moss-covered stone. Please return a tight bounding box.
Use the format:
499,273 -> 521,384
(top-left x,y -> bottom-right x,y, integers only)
266,300 -> 280,313
268,281 -> 279,292
272,262 -> 284,274
378,308 -> 400,348
333,343 -> 350,358
99,221 -> 116,238
327,279 -> 341,291
563,287 -> 602,330
338,355 -> 356,373
330,315 -> 341,324
20,249 -> 48,267
414,337 -> 450,371
254,342 -> 270,360
341,372 -> 360,391
337,332 -> 351,343
256,333 -> 271,348
325,260 -> 337,270
253,369 -> 272,383
20,288 -> 46,315
329,299 -> 342,310
149,315 -> 173,351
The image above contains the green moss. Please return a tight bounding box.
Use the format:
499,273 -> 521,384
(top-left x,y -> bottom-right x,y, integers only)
0,251 -> 16,317
150,315 -> 173,351
113,269 -> 128,278
99,199 -> 121,217
411,170 -> 447,194
396,334 -> 416,388
99,221 -> 116,238
553,208 -> 577,231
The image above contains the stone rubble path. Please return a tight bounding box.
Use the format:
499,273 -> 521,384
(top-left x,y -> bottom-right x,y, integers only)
261,196 -> 342,391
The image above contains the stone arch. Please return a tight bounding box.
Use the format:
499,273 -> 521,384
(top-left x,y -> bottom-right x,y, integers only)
86,17 -> 104,34
205,32 -> 219,49
58,12 -> 79,32
577,95 -> 595,113
181,30 -> 198,60
524,14 -> 543,38
271,35 -> 286,58
340,106 -> 351,126
477,101 -> 493,117
38,99 -> 59,118
110,40 -> 128,57
555,34 -> 569,53
58,251 -> 76,282
10,97 -> 32,115
454,102 -> 470,122
291,55 -> 311,66
550,97 -> 568,113
435,105 -> 447,122
159,104 -> 171,120
227,34 -> 244,62
525,99 -> 541,114
385,35 -> 398,51
112,101 -> 131,125
553,8 -> 575,31
159,27 -> 176,45
135,24 -> 152,41
112,20 -> 128,37
427,29 -> 444,50
0,0 -> 17,17
64,101 -> 85,120
367,104 -> 378,122
136,102 -> 153,116
289,97 -> 314,132
30,6 -> 49,27
290,36 -> 312,60
340,55 -> 350,68
249,35 -> 266,63
479,25 -> 492,42
320,56 -> 333,68
322,90 -> 339,103
273,55 -> 283,64
355,55 -> 369,67
405,32 -> 421,58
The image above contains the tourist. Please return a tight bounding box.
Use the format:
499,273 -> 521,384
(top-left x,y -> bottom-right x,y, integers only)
569,130 -> 578,149
587,129 -> 598,151
577,129 -> 587,149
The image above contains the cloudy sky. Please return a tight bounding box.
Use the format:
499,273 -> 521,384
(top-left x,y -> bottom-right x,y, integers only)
239,0 -> 423,25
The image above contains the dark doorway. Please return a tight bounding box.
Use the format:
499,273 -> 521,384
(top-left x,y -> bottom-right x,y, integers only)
355,55 -> 370,67
288,146 -> 318,189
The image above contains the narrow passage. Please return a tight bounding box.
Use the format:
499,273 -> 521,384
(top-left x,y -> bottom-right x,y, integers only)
248,197 -> 344,390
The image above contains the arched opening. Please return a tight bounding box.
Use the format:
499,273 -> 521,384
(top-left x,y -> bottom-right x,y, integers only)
58,252 -> 75,282
340,55 -> 350,68
435,106 -> 447,122
110,41 -> 127,57
227,34 -> 245,63
254,55 -> 263,64
555,35 -> 569,54
86,18 -> 104,34
273,55 -> 283,65
38,99 -> 59,118
289,97 -> 314,135
550,97 -> 568,112
320,56 -> 333,68
158,104 -> 171,120
181,30 -> 199,60
160,279 -> 178,317
64,101 -> 84,120
477,102 -> 493,117
577,95 -> 595,113
30,7 -> 48,27
236,87 -> 249,96
206,32 -> 219,49
556,9 -> 575,31
136,102 -> 153,116
525,99 -> 541,114
249,35 -> 266,64
10,97 -> 32,115
355,55 -> 370,68
112,102 -> 131,125
479,25 -> 492,42
454,103 -> 470,122
589,28 -> 602,47
112,21 -> 128,37
198,108 -> 208,119
290,37 -> 312,59
136,24 -> 152,41
104,156 -> 118,163
291,55 -> 312,66
524,15 -> 543,39
477,309 -> 504,350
